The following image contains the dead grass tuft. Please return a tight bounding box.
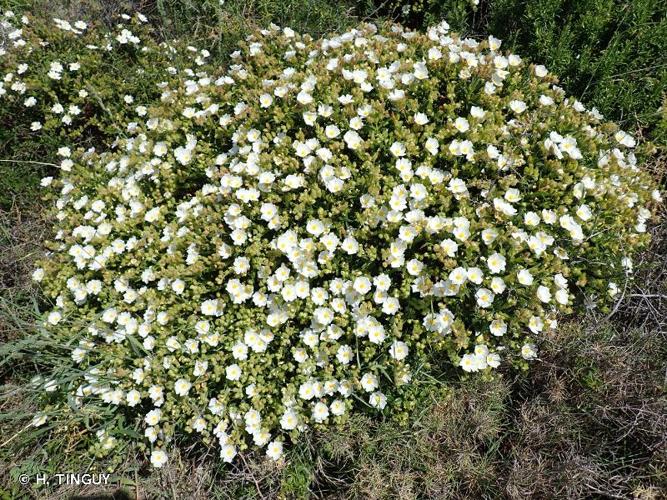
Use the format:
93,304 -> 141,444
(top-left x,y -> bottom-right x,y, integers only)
0,198 -> 49,346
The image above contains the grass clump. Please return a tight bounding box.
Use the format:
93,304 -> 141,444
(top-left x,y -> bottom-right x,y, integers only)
299,319 -> 666,499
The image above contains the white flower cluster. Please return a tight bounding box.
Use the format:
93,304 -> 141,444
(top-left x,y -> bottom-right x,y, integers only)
17,16 -> 659,468
0,11 -> 209,136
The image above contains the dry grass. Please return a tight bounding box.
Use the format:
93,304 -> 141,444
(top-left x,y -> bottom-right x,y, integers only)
0,198 -> 49,344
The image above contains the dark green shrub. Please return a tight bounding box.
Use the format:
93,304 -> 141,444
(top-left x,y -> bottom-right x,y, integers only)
488,0 -> 667,140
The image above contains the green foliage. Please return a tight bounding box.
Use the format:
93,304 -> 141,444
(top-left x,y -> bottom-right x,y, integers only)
0,0 -> 372,209
377,0 -> 667,141
0,11 -> 206,210
381,0 -> 480,32
488,0 -> 667,140
147,0 -> 374,61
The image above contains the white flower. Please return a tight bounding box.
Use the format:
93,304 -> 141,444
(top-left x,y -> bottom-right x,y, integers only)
153,142 -> 168,156
360,373 -> 378,392
539,95 -> 554,106
374,274 -> 392,291
220,444 -> 237,463
174,146 -> 193,165
266,440 -> 283,460
171,279 -> 185,295
487,353 -> 501,368
377,294 -> 397,313
521,343 -> 538,360
349,116 -> 364,130
145,409 -> 161,426
174,378 -> 192,396
389,340 -> 409,361
337,345 -> 354,365
297,91 -> 312,105
47,311 -> 62,325
32,268 -> 44,281
343,130 -> 362,149
517,269 -> 534,286
369,391 -> 387,409
651,190 -> 662,203
470,106 -> 486,119
467,267 -> 484,284
475,288 -> 495,308
144,207 -> 161,223
280,409 -> 299,430
454,117 -> 469,133
528,316 -> 544,334
367,323 -> 386,344
524,212 -> 541,227
414,112 -> 429,125
486,253 -> 506,274
341,236 -> 359,254
509,100 -> 527,114
259,93 -> 273,108
353,276 -> 372,295
490,319 -> 507,336
614,130 -> 636,148
490,277 -> 506,294
555,289 -> 569,305
314,307 -> 334,325
536,285 -> 552,303
494,198 -> 517,217
425,137 -> 439,155
312,402 -> 329,422
413,61 -> 428,79
144,427 -> 158,443
150,449 -> 168,468
576,204 -> 592,221
330,399 -> 346,416
449,267 -> 468,285
226,364 -> 242,381
325,124 -> 340,138
440,238 -> 458,257
390,141 -> 406,157
201,299 -> 221,316
30,411 -> 48,427
460,353 -> 478,372
534,65 -> 548,77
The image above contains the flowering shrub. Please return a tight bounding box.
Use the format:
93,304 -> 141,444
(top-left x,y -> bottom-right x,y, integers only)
0,11 -> 212,158
6,11 -> 661,468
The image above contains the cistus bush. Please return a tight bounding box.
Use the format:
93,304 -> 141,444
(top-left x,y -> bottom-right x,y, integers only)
5,12 -> 661,468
